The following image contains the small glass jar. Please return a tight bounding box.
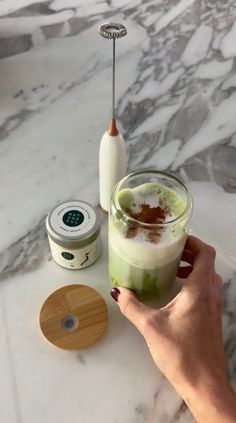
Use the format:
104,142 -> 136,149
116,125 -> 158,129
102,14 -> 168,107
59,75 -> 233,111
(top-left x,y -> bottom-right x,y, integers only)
46,200 -> 101,269
109,170 -> 193,301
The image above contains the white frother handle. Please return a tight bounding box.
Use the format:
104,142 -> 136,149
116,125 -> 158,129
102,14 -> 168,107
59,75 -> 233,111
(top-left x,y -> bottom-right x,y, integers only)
99,131 -> 127,212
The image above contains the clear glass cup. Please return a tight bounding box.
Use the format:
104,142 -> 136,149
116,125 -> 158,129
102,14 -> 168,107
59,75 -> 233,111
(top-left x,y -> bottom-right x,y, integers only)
109,170 -> 193,301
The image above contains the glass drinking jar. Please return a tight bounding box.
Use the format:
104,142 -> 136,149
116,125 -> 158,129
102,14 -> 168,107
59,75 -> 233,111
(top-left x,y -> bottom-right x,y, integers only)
109,170 -> 193,301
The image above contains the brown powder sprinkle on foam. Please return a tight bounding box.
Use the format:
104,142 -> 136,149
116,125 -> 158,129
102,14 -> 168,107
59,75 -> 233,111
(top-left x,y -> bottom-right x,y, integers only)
125,199 -> 170,243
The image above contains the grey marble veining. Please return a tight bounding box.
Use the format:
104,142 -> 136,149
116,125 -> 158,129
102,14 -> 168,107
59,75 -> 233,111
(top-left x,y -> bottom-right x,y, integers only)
0,214 -> 48,281
0,1 -> 236,422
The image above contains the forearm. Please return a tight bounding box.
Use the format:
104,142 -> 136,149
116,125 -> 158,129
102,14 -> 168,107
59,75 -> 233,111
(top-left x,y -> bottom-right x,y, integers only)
179,378 -> 236,423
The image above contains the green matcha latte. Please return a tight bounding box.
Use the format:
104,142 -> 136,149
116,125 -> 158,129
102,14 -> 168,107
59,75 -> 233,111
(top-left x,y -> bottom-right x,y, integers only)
109,171 -> 193,301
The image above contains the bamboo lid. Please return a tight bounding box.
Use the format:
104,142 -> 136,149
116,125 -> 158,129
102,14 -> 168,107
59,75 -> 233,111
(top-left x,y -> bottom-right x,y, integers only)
40,284 -> 108,350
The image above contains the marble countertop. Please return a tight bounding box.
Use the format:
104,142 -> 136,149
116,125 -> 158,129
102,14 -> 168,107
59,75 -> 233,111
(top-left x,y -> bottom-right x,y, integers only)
1,1 -> 236,422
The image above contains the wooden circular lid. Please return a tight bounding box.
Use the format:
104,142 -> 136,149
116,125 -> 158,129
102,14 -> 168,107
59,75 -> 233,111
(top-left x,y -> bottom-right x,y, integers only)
40,284 -> 108,351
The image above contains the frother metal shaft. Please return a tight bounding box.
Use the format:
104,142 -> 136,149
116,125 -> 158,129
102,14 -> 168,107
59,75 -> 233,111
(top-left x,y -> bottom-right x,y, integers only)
112,37 -> 115,119
100,23 -> 127,121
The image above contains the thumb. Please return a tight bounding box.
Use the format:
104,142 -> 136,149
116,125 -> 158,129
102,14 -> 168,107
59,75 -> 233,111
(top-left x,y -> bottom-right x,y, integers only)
111,287 -> 152,335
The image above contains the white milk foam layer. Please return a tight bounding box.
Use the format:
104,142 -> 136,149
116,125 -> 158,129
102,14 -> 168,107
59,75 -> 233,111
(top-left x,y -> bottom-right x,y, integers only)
110,226 -> 186,268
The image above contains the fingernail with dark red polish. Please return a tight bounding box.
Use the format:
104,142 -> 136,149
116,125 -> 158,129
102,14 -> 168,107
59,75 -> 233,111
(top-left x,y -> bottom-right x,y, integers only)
110,288 -> 120,302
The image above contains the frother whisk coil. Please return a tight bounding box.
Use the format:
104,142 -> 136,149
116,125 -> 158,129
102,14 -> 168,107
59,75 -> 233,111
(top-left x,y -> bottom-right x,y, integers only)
99,23 -> 127,39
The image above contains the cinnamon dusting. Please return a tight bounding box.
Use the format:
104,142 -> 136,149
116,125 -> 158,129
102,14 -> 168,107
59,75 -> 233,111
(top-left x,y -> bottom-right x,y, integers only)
125,199 -> 170,243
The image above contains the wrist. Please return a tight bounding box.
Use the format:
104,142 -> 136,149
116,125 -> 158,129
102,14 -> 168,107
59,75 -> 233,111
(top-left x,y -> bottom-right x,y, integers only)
177,375 -> 236,423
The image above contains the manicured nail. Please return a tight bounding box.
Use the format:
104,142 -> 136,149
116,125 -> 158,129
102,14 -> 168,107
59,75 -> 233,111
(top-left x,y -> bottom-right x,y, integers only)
110,288 -> 120,302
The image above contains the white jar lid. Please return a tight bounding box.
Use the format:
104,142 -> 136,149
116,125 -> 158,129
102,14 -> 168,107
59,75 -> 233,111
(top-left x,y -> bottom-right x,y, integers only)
46,200 -> 100,246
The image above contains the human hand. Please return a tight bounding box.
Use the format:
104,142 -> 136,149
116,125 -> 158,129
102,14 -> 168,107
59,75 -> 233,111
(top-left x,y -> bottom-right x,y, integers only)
111,236 -> 236,423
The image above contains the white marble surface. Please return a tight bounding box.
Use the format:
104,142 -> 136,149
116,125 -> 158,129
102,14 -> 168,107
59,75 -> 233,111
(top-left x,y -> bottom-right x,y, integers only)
0,1 -> 236,422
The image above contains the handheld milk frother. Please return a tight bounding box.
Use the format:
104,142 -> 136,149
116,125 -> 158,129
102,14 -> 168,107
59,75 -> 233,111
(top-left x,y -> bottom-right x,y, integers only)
99,23 -> 127,211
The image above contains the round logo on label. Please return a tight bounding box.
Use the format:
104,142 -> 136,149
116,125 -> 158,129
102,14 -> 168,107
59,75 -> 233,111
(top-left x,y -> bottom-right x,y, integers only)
62,210 -> 84,227
61,252 -> 74,260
